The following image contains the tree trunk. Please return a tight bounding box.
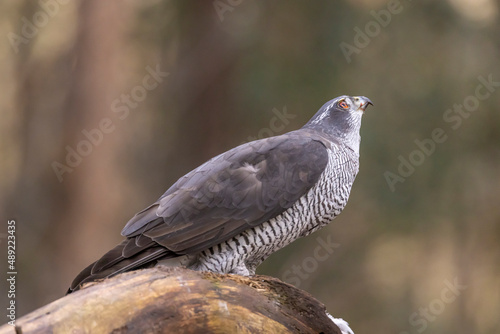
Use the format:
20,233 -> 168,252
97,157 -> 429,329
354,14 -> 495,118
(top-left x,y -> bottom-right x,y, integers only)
0,267 -> 345,334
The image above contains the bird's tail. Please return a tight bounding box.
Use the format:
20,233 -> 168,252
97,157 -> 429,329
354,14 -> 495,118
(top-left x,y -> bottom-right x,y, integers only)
67,239 -> 174,294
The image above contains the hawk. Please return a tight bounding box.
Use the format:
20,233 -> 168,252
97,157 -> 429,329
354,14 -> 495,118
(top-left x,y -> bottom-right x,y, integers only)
68,95 -> 372,292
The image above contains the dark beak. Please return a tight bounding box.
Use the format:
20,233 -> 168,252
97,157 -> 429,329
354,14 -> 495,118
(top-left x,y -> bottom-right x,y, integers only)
354,96 -> 373,112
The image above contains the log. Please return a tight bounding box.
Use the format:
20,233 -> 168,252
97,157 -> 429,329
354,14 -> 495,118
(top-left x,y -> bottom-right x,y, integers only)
0,267 -> 349,334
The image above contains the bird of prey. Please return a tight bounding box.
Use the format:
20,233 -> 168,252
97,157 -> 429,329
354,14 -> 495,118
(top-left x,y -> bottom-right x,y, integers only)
68,95 -> 372,293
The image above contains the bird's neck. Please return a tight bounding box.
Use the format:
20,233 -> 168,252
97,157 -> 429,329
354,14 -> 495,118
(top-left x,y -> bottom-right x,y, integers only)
303,112 -> 363,155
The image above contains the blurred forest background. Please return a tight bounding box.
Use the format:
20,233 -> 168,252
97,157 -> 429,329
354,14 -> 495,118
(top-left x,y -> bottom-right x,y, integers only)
1,0 -> 499,333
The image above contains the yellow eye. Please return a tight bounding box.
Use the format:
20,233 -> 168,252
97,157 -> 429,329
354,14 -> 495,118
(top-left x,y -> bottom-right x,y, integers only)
339,100 -> 349,109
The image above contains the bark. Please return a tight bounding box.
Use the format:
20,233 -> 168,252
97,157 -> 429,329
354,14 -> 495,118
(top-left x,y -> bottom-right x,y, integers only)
0,267 -> 342,334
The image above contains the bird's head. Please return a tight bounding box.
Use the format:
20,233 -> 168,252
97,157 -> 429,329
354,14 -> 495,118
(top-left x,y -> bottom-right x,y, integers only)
303,95 -> 373,153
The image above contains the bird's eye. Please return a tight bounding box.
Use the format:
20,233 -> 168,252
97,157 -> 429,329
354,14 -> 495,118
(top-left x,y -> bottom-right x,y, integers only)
338,100 -> 349,109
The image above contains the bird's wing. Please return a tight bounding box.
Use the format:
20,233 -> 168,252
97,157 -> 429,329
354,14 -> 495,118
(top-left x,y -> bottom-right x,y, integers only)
69,131 -> 331,292
122,131 -> 330,254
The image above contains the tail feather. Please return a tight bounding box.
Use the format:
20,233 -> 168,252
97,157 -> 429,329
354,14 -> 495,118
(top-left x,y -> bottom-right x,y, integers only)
67,239 -> 176,294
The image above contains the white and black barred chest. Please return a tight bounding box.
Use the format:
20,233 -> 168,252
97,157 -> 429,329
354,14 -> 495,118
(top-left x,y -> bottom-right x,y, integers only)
191,146 -> 359,275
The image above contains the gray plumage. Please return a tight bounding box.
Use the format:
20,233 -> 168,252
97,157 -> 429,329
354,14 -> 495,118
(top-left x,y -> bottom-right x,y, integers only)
68,95 -> 372,293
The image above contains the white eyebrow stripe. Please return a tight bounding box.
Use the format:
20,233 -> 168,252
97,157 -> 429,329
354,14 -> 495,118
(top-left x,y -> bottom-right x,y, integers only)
311,110 -> 328,124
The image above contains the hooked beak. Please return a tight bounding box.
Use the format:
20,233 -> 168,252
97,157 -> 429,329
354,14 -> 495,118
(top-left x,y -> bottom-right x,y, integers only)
353,96 -> 373,112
